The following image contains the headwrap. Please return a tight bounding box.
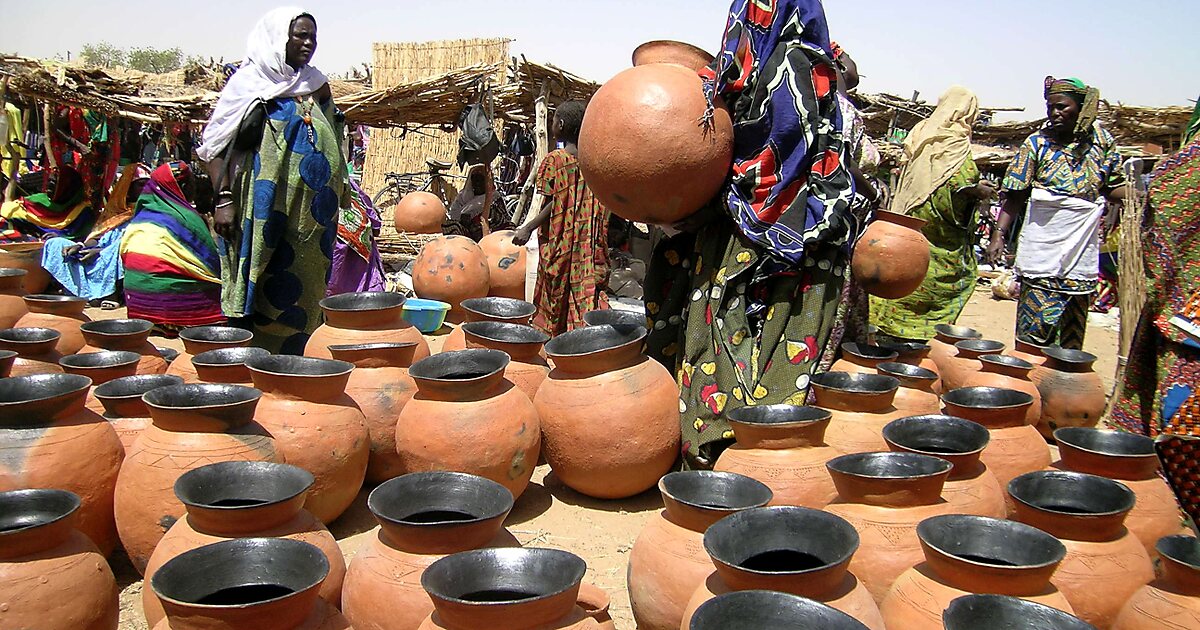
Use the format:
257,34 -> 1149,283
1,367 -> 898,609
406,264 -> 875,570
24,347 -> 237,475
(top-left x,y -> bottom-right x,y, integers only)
1184,97 -> 1200,145
830,40 -> 845,61
149,161 -> 192,202
890,86 -> 980,216
197,7 -> 328,162
89,162 -> 152,239
1044,76 -> 1100,136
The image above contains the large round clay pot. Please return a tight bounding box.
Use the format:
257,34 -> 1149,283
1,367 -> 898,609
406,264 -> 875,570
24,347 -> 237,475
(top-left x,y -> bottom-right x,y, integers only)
928,324 -> 982,376
1033,347 -> 1107,438
461,322 -> 550,401
60,350 -> 141,414
306,292 -> 431,361
883,415 -> 1006,518
881,341 -> 942,393
691,590 -> 871,630
342,472 -> 517,630
0,349 -> 14,377
394,191 -> 447,235
245,355 -> 370,523
809,372 -> 905,456
1113,535 -> 1200,629
713,405 -> 842,508
1012,336 -> 1049,367
328,342 -> 418,484
412,237 -> 491,323
877,362 -> 941,416
578,63 -> 734,226
582,308 -> 647,331
880,514 -> 1074,628
168,326 -> 255,382
94,374 -> 184,456
191,347 -> 271,384
79,318 -> 169,375
442,296 -> 537,352
114,383 -> 282,573
0,489 -> 119,630
852,211 -> 931,299
0,373 -> 122,555
15,294 -> 90,354
480,230 -> 528,300
0,268 -> 28,328
832,342 -> 899,375
944,594 -> 1096,630
536,325 -> 679,499
680,506 -> 886,629
631,39 -> 715,71
627,471 -> 773,630
1053,427 -> 1183,555
965,355 -> 1042,426
397,349 -> 540,498
0,241 -> 51,293
0,327 -> 63,376
942,387 -> 1048,490
1008,471 -> 1154,627
149,538 -> 349,630
942,339 -> 1006,392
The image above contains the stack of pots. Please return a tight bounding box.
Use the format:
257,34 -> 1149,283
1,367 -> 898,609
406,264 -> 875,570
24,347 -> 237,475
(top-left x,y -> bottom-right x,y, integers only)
877,362 -> 941,416
1033,348 -> 1107,438
809,372 -> 905,456
442,296 -> 537,352
928,324 -> 982,373
882,415 -> 1006,518
941,386 -> 1048,489
831,343 -> 899,375
15,294 -> 91,354
191,347 -> 271,384
941,339 -> 1006,393
94,374 -> 185,455
1114,536 -> 1200,628
168,326 -> 255,382
461,321 -> 550,402
79,318 -> 169,375
328,342 -> 419,484
965,354 -> 1042,426
0,268 -> 27,327
305,292 -> 431,362
0,327 -> 64,376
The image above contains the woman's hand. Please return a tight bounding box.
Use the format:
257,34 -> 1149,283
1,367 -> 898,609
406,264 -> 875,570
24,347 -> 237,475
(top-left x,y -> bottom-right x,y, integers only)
984,235 -> 1006,266
971,180 -> 998,200
212,191 -> 238,241
62,243 -> 82,259
511,224 -> 534,246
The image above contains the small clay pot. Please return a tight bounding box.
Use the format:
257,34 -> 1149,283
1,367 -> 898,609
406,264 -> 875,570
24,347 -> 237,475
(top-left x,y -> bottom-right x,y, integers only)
79,318 -> 168,375
877,362 -> 941,416
0,241 -> 51,293
852,211 -> 931,299
582,308 -> 647,332
305,291 -> 431,361
691,590 -> 871,630
1033,347 -> 1107,438
461,321 -> 550,401
168,326 -> 254,382
394,191 -> 447,235
714,405 -> 842,508
832,342 -> 900,375
942,387 -> 1049,489
0,349 -> 15,378
882,415 -> 1005,518
944,594 -> 1096,630
0,327 -> 64,376
60,350 -> 141,414
442,296 -> 537,352
412,237 -> 492,324
158,347 -> 180,364
0,267 -> 28,328
94,374 -> 185,456
942,339 -> 1006,392
631,39 -> 715,71
929,324 -> 982,376
1113,536 -> 1200,629
479,230 -> 528,300
966,355 -> 1042,426
809,372 -> 905,455
1012,336 -> 1049,367
15,294 -> 91,354
191,347 -> 271,384
880,342 -> 942,393
328,342 -> 419,484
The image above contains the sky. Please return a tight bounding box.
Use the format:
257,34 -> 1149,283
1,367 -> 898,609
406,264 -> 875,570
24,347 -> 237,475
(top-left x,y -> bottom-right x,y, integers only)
4,0 -> 1197,122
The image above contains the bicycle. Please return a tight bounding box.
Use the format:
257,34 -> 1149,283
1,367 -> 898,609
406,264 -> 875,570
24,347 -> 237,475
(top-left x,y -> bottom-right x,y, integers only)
371,158 -> 462,212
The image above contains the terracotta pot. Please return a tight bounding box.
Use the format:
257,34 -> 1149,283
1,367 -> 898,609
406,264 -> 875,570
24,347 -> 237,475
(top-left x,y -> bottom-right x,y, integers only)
852,211 -> 931,299
576,583 -> 617,630
832,342 -> 900,375
965,355 -> 1042,426
306,292 -> 431,361
1033,347 -> 1107,438
942,339 -> 1006,392
0,348 -> 14,377
394,191 -> 447,235
1113,535 -> 1200,629
0,327 -> 64,376
15,294 -> 90,354
149,538 -> 348,630
327,342 -> 418,484
942,387 -> 1049,490
442,296 -> 537,352
578,63 -> 734,226
880,341 -> 942,393
0,373 -> 122,555
0,241 -> 51,293
680,506 -> 885,629
397,349 -> 540,498
713,405 -> 842,508
114,383 -> 282,573
627,471 -> 773,630
191,347 -> 271,384
880,514 -> 1074,629
536,326 -> 679,498
1053,427 -> 1183,555
246,355 -> 370,523
94,374 -> 184,456
945,594 -> 1095,630
413,237 -> 492,323
877,362 -> 941,416
79,318 -> 169,375
60,350 -> 142,414
168,326 -> 255,382
929,324 -> 982,376
480,230 -> 528,300
142,462 -> 345,628
691,590 -> 871,630
809,372 -> 905,456
1008,471 -> 1154,627
0,267 -> 28,328
631,39 -> 715,71
342,472 -> 518,630
461,322 -> 550,401
582,308 -> 647,331
1012,336 -> 1049,367
883,415 -> 1005,518
0,489 -> 119,630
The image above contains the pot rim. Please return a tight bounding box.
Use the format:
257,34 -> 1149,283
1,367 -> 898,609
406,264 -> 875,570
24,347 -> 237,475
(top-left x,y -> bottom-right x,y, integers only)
367,471 -> 514,527
935,324 -> 982,341
658,471 -> 774,514
79,318 -> 153,337
881,415 -> 990,456
942,594 -> 1093,630
191,347 -> 271,367
826,452 -> 954,481
0,373 -> 90,407
325,342 -> 419,353
94,374 -> 186,400
420,547 -> 586,608
460,297 -> 537,321
1007,471 -> 1136,518
979,355 -> 1033,370
942,387 -> 1034,410
1157,535 -> 1200,570
581,308 -> 647,330
318,291 -> 406,312
691,590 -> 866,629
59,350 -> 141,370
22,293 -> 86,305
179,326 -> 255,345
1042,347 -> 1098,365
917,514 -> 1066,571
0,268 -> 27,278
142,383 -> 262,410
407,348 -> 510,384
703,506 -> 860,577
953,339 -> 1006,354
175,462 -> 315,511
244,355 -> 355,379
1052,427 -> 1156,459
877,361 -> 938,381
0,350 -> 15,361
810,371 -> 900,394
0,488 -> 80,536
150,537 -> 329,610
724,404 -> 831,427
461,321 -> 550,346
841,342 -> 898,362
0,326 -> 61,344
879,341 -> 932,356
543,324 -> 647,358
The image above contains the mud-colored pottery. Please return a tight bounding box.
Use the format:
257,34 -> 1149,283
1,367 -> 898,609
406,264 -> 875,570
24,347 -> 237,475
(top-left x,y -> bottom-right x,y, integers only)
246,355 -> 369,523
578,63 -> 734,226
536,325 -> 679,499
577,583 -> 617,630
480,230 -> 528,300
881,341 -> 942,393
880,515 -> 1074,629
442,296 -> 537,352
1033,347 -> 1107,438
342,472 -> 518,630
928,324 -> 982,376
191,347 -> 271,384
942,339 -> 1006,392
1012,336 -> 1049,366
809,372 -> 905,456
1053,427 -> 1183,555
965,355 -> 1042,426
582,308 -> 647,332
0,327 -> 63,376
114,383 -> 282,573
631,39 -> 715,71
60,350 -> 141,414
149,538 -> 349,630
883,415 -> 1005,518
1008,471 -> 1154,627
306,292 -> 431,361
0,268 -> 28,328
0,489 -> 119,630
832,342 -> 900,375
412,237 -> 492,323
15,294 -> 90,354
942,387 -> 1048,490
852,211 -> 931,299
168,326 -> 255,382
0,241 -> 51,293
628,471 -> 773,630
691,590 -> 871,630
142,462 -> 344,627
394,191 -> 447,235
94,375 -> 185,456
328,343 -> 418,484
0,373 -> 122,555
1113,536 -> 1200,629
461,322 -> 550,402
79,318 -> 169,375
158,347 -> 180,364
680,506 -> 886,629
0,349 -> 14,377
944,594 -> 1096,630
877,362 -> 941,416
713,405 -> 842,508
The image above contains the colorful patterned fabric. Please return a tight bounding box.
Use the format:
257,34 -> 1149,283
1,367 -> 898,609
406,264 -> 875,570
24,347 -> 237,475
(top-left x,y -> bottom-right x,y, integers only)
531,149 -> 610,336
43,229 -> 124,301
1016,277 -> 1093,350
0,167 -> 94,240
1044,76 -> 1100,136
327,177 -> 385,296
1154,436 -> 1200,526
1001,125 -> 1124,203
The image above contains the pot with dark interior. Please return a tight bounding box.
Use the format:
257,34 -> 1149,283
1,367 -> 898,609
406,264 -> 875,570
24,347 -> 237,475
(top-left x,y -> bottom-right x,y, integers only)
882,414 -> 1005,518
79,318 -> 167,374
441,296 -> 537,352
93,373 -> 184,454
942,386 -> 1047,489
809,371 -> 904,455
168,325 -> 255,382
1113,535 -> 1200,629
943,594 -> 1095,630
305,291 -> 430,361
690,590 -> 870,630
190,347 -> 271,384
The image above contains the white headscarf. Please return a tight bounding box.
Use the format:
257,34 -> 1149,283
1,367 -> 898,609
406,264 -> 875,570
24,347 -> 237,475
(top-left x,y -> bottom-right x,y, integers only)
197,6 -> 328,162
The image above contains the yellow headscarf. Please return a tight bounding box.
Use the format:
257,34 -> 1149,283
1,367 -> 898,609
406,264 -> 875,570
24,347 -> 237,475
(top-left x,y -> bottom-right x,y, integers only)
889,86 -> 979,216
88,162 -> 151,240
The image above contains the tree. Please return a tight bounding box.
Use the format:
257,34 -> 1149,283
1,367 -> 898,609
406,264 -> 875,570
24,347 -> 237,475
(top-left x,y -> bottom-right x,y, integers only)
126,47 -> 184,74
80,42 -> 126,69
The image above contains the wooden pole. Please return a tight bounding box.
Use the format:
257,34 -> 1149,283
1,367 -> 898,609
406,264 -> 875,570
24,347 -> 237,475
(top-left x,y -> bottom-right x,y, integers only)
1107,157 -> 1150,410
512,79 -> 550,225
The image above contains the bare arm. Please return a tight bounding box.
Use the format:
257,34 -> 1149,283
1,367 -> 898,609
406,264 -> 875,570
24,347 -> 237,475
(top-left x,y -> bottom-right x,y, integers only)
986,189 -> 1028,264
512,196 -> 552,246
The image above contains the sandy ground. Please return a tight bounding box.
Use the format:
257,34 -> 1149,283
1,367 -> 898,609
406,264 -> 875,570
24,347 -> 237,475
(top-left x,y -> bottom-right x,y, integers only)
107,283 -> 1121,629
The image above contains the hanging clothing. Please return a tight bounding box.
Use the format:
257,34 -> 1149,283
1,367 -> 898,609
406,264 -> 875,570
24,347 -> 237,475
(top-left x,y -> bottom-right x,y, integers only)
1,103 -> 23,177
327,177 -> 386,296
0,166 -> 93,240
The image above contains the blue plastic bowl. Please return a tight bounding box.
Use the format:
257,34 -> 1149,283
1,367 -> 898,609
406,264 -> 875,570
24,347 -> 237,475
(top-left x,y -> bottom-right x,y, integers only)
402,298 -> 451,333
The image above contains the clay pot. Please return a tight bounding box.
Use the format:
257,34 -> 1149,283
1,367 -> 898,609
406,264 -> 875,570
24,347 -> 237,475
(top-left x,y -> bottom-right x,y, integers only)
94,374 -> 185,456
713,405 -> 842,508
929,324 -> 982,376
852,211 -> 931,299
142,462 -> 345,628
942,339 -> 1006,392
882,415 -> 1005,518
342,472 -> 518,630
461,322 -> 550,401
0,327 -> 63,376
114,383 -> 282,573
965,355 -> 1042,426
809,372 -> 906,456
627,471 -> 773,630
942,387 -> 1049,490
0,241 -> 51,293
0,373 -> 123,555
168,326 -> 255,382
945,594 -> 1096,630
536,325 -> 679,499
680,506 -> 886,629
1033,347 -> 1107,438
192,347 -> 271,384
306,292 -> 431,361
397,349 -> 540,498
1012,336 -> 1049,366
245,355 -> 370,523
877,362 -> 941,416
480,230 -> 528,300
0,268 -> 28,328
412,237 -> 492,323
631,40 -> 715,71
1053,427 -> 1183,555
578,63 -> 734,226
582,308 -> 647,332
394,191 -> 447,235
0,489 -> 119,630
881,341 -> 942,393
880,514 -> 1074,628
1113,536 -> 1200,629
328,342 -> 419,484
79,318 -> 169,375
60,350 -> 142,414
158,346 -> 180,364
832,342 -> 900,375
1008,471 -> 1154,627
149,537 -> 349,630
15,294 -> 90,354
0,349 -> 14,377
691,590 -> 871,630
442,296 -> 537,352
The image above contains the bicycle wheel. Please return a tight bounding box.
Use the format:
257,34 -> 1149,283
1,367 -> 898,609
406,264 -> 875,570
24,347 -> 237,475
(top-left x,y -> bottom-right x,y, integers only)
372,182 -> 406,213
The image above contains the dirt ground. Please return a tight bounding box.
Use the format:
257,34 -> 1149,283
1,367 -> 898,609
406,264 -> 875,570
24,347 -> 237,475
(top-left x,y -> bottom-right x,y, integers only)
107,283 -> 1121,629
